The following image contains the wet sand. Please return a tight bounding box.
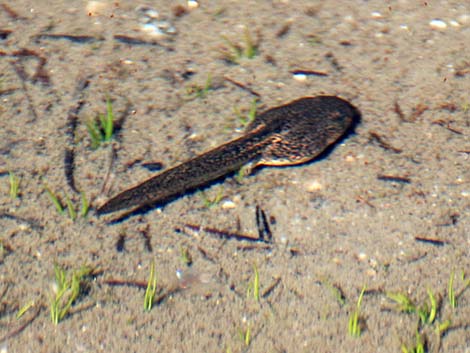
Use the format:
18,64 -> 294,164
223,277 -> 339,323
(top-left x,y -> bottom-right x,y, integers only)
0,1 -> 469,352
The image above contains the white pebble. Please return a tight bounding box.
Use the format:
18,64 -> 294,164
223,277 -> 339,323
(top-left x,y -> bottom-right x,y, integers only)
187,0 -> 199,9
429,19 -> 447,30
371,11 -> 382,19
305,180 -> 322,192
292,73 -> 307,82
357,252 -> 367,261
221,200 -> 236,209
140,23 -> 165,37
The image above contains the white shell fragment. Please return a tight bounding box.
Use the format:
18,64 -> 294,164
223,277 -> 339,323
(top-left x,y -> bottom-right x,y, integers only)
137,5 -> 177,37
429,19 -> 447,30
187,0 -> 199,9
292,73 -> 307,82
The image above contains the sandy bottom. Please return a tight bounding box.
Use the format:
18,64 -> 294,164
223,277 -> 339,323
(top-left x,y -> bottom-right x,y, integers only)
1,1 -> 469,352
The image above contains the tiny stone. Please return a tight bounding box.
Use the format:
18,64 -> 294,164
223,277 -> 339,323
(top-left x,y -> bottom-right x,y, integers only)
187,0 -> 199,9
357,252 -> 367,261
306,180 -> 322,192
429,19 -> 447,30
293,73 -> 307,82
221,200 -> 236,209
371,11 -> 382,19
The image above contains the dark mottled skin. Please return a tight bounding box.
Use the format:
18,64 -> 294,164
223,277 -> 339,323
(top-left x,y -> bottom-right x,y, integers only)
96,96 -> 360,215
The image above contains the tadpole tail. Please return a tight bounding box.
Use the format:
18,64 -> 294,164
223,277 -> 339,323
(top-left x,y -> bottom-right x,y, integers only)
96,129 -> 270,215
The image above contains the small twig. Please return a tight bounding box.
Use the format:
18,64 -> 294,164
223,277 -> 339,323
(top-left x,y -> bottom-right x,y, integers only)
369,131 -> 402,153
432,120 -> 463,135
183,223 -> 269,243
415,236 -> 446,246
1,3 -> 27,20
290,69 -> 328,77
10,61 -> 38,121
64,78 -> 90,192
33,33 -> 104,44
393,101 -> 406,122
224,76 -> 261,97
255,205 -> 273,242
377,174 -> 411,184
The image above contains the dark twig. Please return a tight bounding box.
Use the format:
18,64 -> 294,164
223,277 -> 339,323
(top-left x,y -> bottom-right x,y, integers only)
432,120 -> 463,135
113,35 -> 168,48
64,78 -> 90,192
224,76 -> 261,97
415,236 -> 446,246
369,131 -> 402,153
10,61 -> 38,122
255,205 -> 273,243
377,174 -> 411,184
1,3 -> 27,20
33,34 -> 104,44
393,101 -> 406,122
290,69 -> 328,77
183,223 -> 270,243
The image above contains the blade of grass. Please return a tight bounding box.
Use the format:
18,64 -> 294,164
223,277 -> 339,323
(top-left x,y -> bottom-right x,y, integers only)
65,193 -> 77,221
144,259 -> 158,311
80,191 -> 89,218
348,285 -> 366,337
9,171 -> 20,199
45,186 -> 64,214
103,97 -> 114,141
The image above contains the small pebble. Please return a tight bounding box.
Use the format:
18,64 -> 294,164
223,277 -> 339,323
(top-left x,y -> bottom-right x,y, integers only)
305,180 -> 322,192
357,252 -> 367,261
429,19 -> 447,30
292,73 -> 307,82
187,0 -> 199,9
371,11 -> 382,19
221,200 -> 236,209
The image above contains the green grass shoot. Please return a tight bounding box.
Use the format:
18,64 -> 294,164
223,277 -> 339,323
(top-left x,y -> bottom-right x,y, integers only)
235,164 -> 252,183
45,185 -> 64,214
220,27 -> 258,63
16,300 -> 34,319
435,319 -> 451,336
246,263 -> 260,302
44,185 -> 89,221
448,270 -> 456,308
8,171 -> 20,199
387,292 -> 416,313
401,331 -> 425,353
86,97 -> 114,149
80,191 -> 89,217
348,285 -> 366,337
65,193 -> 77,221
200,186 -> 224,208
416,289 -> 437,325
238,326 -> 251,346
144,259 -> 158,311
234,98 -> 258,127
50,264 -> 91,325
185,74 -> 212,100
